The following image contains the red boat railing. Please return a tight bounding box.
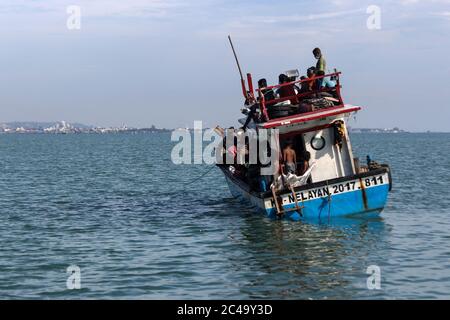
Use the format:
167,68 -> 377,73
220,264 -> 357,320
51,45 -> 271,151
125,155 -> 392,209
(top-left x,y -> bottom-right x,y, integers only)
251,71 -> 343,121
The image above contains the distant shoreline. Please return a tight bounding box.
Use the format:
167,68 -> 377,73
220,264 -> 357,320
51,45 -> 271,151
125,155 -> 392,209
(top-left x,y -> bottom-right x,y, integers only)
0,121 -> 172,134
0,122 -> 447,134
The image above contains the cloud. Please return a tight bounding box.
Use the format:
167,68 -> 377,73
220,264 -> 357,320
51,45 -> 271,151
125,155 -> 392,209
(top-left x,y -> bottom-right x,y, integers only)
431,11 -> 450,20
250,8 -> 365,24
199,6 -> 372,43
77,0 -> 185,17
400,0 -> 421,5
0,0 -> 186,17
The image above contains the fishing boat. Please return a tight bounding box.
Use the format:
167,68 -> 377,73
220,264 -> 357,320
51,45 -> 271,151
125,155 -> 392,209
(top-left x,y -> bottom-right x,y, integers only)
217,38 -> 392,221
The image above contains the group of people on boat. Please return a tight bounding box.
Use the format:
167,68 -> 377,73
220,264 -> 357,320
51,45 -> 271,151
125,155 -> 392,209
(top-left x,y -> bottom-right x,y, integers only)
214,126 -> 269,191
242,48 -> 340,130
214,48 -> 344,192
215,125 -> 313,192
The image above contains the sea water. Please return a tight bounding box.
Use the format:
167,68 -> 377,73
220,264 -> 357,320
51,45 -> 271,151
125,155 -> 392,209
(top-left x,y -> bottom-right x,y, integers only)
0,132 -> 449,299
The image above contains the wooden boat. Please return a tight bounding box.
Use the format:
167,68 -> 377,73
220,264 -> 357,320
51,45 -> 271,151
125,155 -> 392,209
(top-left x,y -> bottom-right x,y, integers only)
217,69 -> 392,221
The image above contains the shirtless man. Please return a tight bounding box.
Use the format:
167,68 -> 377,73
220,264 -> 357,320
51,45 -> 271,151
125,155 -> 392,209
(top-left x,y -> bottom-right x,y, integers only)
283,143 -> 297,174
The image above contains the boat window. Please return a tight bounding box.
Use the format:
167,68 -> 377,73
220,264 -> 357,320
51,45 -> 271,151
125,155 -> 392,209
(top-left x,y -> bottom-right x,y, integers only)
280,134 -> 308,176
280,134 -> 306,156
293,134 -> 306,156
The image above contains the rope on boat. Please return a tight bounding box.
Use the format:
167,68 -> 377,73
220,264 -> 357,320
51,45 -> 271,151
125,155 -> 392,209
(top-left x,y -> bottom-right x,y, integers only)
183,166 -> 216,187
327,180 -> 332,220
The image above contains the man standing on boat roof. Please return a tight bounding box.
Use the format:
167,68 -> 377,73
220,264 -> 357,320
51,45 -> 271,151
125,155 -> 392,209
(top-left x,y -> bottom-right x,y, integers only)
313,47 -> 326,73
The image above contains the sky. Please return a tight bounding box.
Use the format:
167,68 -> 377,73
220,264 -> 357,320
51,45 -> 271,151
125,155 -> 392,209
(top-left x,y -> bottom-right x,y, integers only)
0,0 -> 449,131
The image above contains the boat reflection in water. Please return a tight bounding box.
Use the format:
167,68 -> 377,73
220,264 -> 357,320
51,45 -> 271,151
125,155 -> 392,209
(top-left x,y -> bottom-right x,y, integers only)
219,203 -> 389,299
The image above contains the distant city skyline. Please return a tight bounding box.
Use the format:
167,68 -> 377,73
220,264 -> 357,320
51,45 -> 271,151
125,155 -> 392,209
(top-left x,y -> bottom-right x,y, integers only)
1,0 -> 450,132
1,120 -> 443,133
0,120 -> 172,133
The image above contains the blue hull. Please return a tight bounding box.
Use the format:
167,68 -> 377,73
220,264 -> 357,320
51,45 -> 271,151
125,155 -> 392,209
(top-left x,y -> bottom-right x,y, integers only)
222,167 -> 391,222
264,184 -> 389,221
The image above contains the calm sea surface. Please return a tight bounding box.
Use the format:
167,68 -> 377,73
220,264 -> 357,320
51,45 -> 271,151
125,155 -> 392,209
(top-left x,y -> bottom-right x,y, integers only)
0,132 -> 449,299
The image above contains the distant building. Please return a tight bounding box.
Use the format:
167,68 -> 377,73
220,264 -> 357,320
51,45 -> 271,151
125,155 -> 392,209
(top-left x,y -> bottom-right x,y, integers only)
0,121 -> 172,134
350,127 -> 407,133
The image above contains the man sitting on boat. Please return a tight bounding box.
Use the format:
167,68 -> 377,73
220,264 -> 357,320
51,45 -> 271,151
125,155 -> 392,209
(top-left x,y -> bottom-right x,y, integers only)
257,78 -> 275,102
276,74 -> 298,104
242,78 -> 276,131
316,70 -> 336,89
306,66 -> 318,92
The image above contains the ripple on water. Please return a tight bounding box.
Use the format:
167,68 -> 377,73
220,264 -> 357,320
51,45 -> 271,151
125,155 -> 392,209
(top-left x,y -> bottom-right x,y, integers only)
0,133 -> 449,299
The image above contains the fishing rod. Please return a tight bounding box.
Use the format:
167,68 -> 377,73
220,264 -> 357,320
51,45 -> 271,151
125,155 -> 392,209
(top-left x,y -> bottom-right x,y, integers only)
228,35 -> 249,100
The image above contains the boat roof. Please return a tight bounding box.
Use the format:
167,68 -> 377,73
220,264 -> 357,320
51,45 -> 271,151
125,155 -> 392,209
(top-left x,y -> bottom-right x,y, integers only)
258,104 -> 361,130
239,71 -> 362,132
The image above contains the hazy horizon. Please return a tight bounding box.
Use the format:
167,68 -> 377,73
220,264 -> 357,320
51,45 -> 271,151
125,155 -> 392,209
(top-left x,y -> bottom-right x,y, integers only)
1,0 -> 450,132
2,119 -> 450,133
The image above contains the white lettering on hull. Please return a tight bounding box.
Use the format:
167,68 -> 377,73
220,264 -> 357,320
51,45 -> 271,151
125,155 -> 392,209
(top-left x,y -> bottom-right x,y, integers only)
265,173 -> 389,209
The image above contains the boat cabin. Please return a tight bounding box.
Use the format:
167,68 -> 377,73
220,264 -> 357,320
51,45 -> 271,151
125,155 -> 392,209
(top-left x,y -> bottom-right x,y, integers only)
261,105 -> 360,183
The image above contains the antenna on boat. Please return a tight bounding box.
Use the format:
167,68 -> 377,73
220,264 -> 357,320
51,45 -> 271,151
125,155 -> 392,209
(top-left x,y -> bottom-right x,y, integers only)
228,35 -> 248,100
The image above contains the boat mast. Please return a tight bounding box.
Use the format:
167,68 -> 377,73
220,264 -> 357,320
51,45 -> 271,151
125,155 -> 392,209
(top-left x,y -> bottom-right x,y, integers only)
228,35 -> 249,101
